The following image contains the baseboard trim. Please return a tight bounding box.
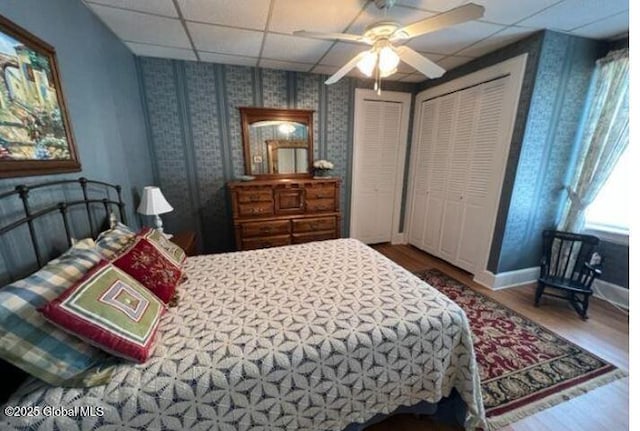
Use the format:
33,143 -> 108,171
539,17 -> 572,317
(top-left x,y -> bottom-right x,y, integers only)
592,279 -> 628,309
473,267 -> 539,291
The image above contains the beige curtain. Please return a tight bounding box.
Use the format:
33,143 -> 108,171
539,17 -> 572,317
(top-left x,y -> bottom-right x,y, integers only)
559,49 -> 629,232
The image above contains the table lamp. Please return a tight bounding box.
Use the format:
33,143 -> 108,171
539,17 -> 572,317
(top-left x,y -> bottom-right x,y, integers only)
137,186 -> 173,236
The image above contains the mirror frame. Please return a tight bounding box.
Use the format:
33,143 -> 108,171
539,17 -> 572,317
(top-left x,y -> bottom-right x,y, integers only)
239,107 -> 314,178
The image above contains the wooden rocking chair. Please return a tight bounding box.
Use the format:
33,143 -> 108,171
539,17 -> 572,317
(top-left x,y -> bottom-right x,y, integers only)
534,230 -> 602,320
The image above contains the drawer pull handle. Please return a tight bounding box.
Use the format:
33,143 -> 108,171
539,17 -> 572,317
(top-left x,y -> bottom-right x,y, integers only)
250,207 -> 264,214
260,227 -> 273,233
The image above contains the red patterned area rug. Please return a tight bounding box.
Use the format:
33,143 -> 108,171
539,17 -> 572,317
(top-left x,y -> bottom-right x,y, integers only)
415,269 -> 626,430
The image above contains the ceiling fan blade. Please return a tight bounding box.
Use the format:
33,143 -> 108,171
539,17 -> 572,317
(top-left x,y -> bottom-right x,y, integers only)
396,46 -> 446,78
325,51 -> 368,85
293,30 -> 370,44
392,3 -> 485,40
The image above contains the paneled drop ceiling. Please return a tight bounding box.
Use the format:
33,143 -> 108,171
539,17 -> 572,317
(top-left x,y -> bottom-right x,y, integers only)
83,0 -> 629,82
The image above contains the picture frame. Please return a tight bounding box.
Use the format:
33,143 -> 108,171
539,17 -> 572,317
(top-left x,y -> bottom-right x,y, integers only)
0,14 -> 80,178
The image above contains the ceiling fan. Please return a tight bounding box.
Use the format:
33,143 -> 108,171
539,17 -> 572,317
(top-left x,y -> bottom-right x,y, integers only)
294,1 -> 485,91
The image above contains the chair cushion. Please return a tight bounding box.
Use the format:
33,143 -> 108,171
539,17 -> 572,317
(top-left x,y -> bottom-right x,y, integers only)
39,261 -> 165,363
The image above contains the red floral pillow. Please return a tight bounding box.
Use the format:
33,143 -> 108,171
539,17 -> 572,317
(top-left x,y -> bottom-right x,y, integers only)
112,237 -> 182,303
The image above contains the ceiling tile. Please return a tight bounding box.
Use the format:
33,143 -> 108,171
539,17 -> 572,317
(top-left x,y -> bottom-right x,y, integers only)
311,65 -> 339,75
519,0 -> 628,32
570,11 -> 629,39
85,0 -> 177,17
188,23 -> 263,56
320,42 -> 366,66
384,72 -> 412,82
87,3 -> 190,48
395,0 -> 464,12
126,42 -> 196,60
176,0 -> 271,30
457,26 -> 536,57
437,55 -> 475,70
396,0 -> 561,25
270,0 -> 367,34
407,20 -> 504,55
348,3 -> 434,35
400,73 -> 427,82
259,59 -> 315,72
199,51 -> 258,66
262,33 -> 333,63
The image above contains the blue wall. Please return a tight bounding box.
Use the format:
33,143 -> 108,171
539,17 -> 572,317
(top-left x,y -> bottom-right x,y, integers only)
0,0 -> 153,281
497,31 -> 607,272
137,58 -> 416,252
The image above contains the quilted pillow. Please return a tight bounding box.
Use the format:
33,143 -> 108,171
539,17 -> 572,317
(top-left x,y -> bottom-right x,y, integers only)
112,236 -> 183,303
0,247 -> 116,387
140,227 -> 187,267
39,261 -> 165,363
95,222 -> 135,259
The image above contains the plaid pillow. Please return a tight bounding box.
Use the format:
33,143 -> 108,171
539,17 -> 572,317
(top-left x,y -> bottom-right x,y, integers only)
0,247 -> 115,386
40,261 -> 165,363
95,222 -> 135,259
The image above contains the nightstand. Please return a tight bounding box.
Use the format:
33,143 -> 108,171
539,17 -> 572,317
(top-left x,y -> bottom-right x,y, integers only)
170,231 -> 198,256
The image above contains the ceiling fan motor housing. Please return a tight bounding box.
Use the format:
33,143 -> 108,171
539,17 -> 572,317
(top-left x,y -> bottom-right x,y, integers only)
373,0 -> 397,9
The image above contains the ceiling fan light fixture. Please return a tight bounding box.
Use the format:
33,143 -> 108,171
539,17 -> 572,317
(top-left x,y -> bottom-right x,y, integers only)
356,50 -> 377,77
378,46 -> 399,75
380,67 -> 397,78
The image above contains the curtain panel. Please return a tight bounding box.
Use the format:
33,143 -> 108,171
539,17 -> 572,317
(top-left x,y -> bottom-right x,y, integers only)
559,48 -> 629,232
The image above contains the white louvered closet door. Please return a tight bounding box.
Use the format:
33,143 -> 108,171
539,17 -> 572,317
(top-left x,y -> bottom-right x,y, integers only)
407,99 -> 437,246
439,87 -> 479,264
352,91 -> 410,244
408,75 -> 510,273
455,77 -> 509,271
422,93 -> 456,254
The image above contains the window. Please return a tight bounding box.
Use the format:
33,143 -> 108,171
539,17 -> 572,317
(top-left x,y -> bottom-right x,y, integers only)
584,146 -> 629,239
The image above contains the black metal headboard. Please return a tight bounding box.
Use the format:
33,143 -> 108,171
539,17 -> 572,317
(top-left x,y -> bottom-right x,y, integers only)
0,177 -> 127,401
0,177 -> 126,282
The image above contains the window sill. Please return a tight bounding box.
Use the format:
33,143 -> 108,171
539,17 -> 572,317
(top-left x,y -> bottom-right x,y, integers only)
584,225 -> 629,246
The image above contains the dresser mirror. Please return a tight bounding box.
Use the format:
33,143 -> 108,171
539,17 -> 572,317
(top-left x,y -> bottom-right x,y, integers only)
240,107 -> 314,178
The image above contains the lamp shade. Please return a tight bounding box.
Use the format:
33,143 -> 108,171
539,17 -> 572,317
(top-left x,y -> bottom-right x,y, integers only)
137,186 -> 173,216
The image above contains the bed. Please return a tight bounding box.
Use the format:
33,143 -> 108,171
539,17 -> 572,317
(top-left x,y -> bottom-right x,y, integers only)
0,179 -> 485,431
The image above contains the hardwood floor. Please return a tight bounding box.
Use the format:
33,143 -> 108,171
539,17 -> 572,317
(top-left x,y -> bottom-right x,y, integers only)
368,243 -> 629,431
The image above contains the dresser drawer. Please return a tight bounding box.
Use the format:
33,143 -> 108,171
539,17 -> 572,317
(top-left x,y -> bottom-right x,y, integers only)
242,234 -> 291,250
237,189 -> 273,203
238,201 -> 274,217
305,198 -> 335,212
241,220 -> 290,238
292,230 -> 338,244
305,186 -> 335,200
292,216 -> 336,233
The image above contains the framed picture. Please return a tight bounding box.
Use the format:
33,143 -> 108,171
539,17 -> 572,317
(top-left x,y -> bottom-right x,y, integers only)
0,14 -> 80,178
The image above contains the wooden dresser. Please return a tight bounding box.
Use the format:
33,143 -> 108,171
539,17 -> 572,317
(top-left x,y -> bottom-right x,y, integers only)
228,178 -> 341,250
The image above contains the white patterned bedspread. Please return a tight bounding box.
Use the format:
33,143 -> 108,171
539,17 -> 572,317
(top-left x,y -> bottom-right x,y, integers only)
2,239 -> 485,430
